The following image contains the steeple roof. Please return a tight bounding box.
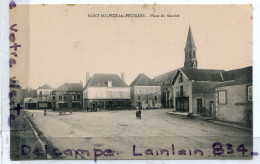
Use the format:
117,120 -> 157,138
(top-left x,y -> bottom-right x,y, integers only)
185,26 -> 196,49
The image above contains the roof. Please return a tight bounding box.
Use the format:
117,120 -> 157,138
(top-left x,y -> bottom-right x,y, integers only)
56,83 -> 83,92
217,66 -> 252,87
130,73 -> 158,87
180,68 -> 224,81
185,26 -> 196,49
38,84 -> 53,89
193,81 -> 219,93
28,89 -> 37,98
84,73 -> 129,89
153,69 -> 179,85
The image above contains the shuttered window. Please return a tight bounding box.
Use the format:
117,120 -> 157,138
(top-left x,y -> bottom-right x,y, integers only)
218,91 -> 226,104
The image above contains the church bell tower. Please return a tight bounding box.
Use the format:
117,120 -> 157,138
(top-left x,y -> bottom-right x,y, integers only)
184,26 -> 198,69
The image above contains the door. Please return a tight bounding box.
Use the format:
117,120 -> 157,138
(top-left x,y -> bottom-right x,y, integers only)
197,99 -> 203,114
209,101 -> 214,116
176,97 -> 189,112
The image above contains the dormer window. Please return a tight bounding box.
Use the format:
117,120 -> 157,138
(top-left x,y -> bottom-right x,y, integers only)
107,81 -> 112,87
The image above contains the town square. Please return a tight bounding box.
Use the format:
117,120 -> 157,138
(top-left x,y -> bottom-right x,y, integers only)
8,4 -> 253,161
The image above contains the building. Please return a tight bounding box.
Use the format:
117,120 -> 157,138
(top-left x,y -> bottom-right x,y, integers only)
83,72 -> 131,110
153,70 -> 178,108
215,66 -> 252,126
53,82 -> 83,110
23,89 -> 37,109
171,68 -> 223,116
153,26 -> 199,108
37,84 -> 53,109
154,26 -> 223,115
130,73 -> 161,109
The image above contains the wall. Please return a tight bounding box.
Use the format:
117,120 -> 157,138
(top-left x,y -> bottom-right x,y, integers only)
54,91 -> 83,109
37,89 -> 52,97
160,85 -> 173,108
83,87 -> 131,99
192,92 -> 215,116
215,84 -> 252,125
131,86 -> 161,108
172,72 -> 192,112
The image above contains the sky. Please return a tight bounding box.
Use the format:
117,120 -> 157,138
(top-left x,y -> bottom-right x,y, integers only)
11,5 -> 252,89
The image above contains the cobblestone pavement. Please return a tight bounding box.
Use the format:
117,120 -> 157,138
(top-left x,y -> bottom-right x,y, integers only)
24,109 -> 253,160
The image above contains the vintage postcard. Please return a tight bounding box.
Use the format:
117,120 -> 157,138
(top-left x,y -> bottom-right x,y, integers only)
5,2 -> 256,162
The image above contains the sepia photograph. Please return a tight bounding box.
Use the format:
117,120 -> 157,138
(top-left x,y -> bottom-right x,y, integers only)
8,4 -> 253,161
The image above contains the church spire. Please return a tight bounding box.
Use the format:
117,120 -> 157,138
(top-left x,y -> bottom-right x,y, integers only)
185,26 -> 196,50
184,26 -> 198,69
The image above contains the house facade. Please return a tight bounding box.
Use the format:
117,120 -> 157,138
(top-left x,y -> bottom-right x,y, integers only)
37,84 -> 53,109
172,68 -> 223,116
52,82 -> 83,110
130,73 -> 161,109
215,66 -> 252,126
23,89 -> 38,109
153,70 -> 178,108
83,72 -> 131,110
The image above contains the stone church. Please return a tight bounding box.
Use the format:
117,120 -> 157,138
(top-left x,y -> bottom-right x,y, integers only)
153,26 -> 224,116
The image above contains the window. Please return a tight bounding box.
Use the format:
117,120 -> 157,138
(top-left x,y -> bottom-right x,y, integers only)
64,96 -> 67,101
138,95 -> 140,100
179,74 -> 183,83
72,95 -> 75,100
58,103 -> 68,108
189,50 -> 191,57
59,95 -> 62,101
193,51 -> 196,57
155,96 -> 157,101
40,91 -> 42,96
180,85 -> 183,96
108,91 -> 112,97
218,91 -> 226,104
77,95 -> 81,100
248,86 -> 252,101
53,96 -> 55,100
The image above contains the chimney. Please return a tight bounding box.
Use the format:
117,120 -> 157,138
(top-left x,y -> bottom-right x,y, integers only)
86,72 -> 90,84
121,72 -> 125,82
220,72 -> 224,82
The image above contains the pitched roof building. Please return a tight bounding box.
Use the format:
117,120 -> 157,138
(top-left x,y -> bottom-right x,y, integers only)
130,73 -> 159,87
53,82 -> 83,110
38,84 -> 53,89
56,83 -> 83,92
130,74 -> 161,109
84,73 -> 128,89
215,66 -> 252,126
83,72 -> 131,110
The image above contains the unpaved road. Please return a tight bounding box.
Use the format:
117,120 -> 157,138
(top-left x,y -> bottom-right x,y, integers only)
25,109 -> 252,160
